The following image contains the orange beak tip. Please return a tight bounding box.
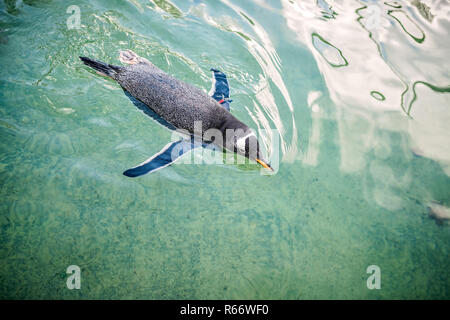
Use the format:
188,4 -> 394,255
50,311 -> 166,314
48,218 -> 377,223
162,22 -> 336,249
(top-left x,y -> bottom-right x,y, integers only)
256,159 -> 274,172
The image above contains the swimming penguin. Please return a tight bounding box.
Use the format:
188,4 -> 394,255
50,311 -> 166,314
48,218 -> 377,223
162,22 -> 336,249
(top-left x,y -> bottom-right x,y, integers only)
80,50 -> 272,177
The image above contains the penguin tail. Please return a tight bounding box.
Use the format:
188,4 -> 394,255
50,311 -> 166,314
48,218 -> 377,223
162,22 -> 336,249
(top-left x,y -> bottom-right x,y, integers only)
79,56 -> 123,79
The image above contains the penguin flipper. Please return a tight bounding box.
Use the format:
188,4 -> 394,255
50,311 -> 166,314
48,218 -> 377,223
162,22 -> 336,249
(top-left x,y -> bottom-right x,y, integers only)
209,68 -> 232,111
123,139 -> 199,177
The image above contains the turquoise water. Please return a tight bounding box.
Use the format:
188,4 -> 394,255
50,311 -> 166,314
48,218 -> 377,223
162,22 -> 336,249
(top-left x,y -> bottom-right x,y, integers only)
0,0 -> 449,299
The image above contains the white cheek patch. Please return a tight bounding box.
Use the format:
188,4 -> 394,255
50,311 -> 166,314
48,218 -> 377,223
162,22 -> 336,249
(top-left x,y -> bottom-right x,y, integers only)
236,132 -> 255,151
236,137 -> 246,151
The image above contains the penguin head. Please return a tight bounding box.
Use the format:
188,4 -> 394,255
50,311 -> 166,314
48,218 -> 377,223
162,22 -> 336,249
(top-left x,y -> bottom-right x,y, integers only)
234,131 -> 273,171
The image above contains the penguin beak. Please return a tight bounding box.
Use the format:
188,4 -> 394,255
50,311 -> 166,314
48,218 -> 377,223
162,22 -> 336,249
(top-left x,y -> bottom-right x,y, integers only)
256,158 -> 274,171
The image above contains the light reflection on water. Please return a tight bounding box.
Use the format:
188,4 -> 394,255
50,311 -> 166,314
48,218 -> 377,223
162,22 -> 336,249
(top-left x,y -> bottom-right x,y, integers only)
282,0 -> 450,209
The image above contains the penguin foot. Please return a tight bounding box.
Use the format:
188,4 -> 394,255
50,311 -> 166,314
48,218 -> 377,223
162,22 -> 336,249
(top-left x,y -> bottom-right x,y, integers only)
119,49 -> 150,65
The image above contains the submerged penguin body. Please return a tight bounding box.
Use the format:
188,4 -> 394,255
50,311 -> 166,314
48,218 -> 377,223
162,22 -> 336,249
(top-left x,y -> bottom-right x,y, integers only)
80,55 -> 248,137
117,63 -> 248,136
80,51 -> 272,176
